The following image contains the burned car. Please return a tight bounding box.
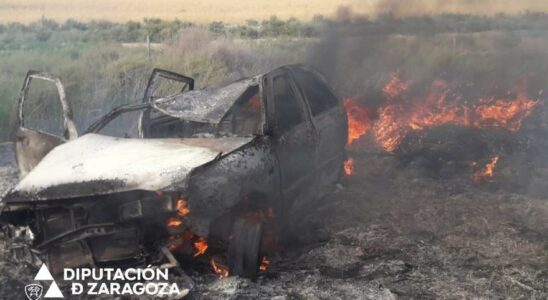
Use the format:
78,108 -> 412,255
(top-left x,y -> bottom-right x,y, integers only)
0,65 -> 347,278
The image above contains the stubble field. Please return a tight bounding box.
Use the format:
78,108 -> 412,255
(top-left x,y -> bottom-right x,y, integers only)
0,0 -> 368,24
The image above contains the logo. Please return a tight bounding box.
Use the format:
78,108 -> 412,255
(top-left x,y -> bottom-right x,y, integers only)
24,264 -> 64,299
26,265 -> 183,298
24,284 -> 43,300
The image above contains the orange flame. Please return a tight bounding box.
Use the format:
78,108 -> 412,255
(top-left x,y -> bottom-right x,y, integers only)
211,258 -> 229,277
474,84 -> 539,131
472,155 -> 500,182
373,105 -> 409,152
343,97 -> 371,146
371,74 -> 540,152
344,158 -> 354,176
167,217 -> 182,228
193,237 -> 208,257
259,256 -> 270,271
177,199 -> 190,217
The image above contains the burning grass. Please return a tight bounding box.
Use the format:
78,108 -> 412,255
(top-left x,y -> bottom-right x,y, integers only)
472,155 -> 500,182
345,72 -> 542,153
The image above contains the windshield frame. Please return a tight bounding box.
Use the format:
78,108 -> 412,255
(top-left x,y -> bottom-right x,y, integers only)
84,82 -> 266,138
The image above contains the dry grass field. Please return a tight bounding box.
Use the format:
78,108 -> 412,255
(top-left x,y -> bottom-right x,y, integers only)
1,0 -> 547,24
0,0 -> 370,24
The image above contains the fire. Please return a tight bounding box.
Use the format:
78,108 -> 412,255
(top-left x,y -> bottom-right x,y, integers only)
193,237 -> 208,257
259,256 -> 270,271
472,155 -> 500,182
382,71 -> 412,100
343,97 -> 371,146
176,199 -> 190,217
167,217 -> 182,227
373,105 -> 409,152
210,258 -> 229,277
474,83 -> 539,131
344,158 -> 354,176
357,73 -> 541,152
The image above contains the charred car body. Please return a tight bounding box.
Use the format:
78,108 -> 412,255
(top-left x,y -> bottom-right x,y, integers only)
0,65 -> 347,278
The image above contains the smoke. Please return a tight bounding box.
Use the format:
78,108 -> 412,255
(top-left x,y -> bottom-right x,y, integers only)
304,10 -> 548,191
307,12 -> 548,100
371,0 -> 548,17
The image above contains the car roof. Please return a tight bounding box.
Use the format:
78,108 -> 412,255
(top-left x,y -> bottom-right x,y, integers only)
151,64 -> 324,123
152,76 -> 260,123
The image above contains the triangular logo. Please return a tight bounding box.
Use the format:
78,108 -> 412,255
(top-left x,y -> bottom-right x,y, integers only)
44,281 -> 64,298
34,264 -> 54,281
26,264 -> 64,298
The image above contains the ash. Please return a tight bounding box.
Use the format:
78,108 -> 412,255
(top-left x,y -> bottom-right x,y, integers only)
0,149 -> 546,299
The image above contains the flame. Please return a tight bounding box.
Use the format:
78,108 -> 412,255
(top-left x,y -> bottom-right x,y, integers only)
259,256 -> 270,271
343,97 -> 371,146
193,237 -> 208,257
473,83 -> 539,131
176,199 -> 190,217
382,71 -> 412,100
211,258 -> 229,277
344,158 -> 354,176
167,217 -> 182,228
472,155 -> 500,182
373,105 -> 409,152
369,73 -> 540,152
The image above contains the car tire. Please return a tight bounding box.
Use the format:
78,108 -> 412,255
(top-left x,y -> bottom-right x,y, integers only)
228,218 -> 263,279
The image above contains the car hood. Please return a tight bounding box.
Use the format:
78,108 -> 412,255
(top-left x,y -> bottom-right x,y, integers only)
3,133 -> 252,202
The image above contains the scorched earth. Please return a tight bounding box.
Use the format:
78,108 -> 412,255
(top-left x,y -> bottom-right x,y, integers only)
0,141 -> 546,299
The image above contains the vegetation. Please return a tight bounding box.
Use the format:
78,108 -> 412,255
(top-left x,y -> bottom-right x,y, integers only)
0,13 -> 547,47
0,22 -> 310,140
0,13 -> 547,140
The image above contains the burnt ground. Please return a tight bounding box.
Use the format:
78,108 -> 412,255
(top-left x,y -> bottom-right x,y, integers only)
185,153 -> 547,300
0,144 -> 547,299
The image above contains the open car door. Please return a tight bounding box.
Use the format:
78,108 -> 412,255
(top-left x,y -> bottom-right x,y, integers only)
139,68 -> 194,137
14,71 -> 77,177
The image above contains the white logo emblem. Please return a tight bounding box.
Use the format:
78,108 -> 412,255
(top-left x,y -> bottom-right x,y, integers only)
24,284 -> 43,300
24,264 -> 64,299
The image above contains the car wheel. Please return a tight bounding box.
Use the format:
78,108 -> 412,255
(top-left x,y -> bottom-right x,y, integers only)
228,217 -> 263,279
